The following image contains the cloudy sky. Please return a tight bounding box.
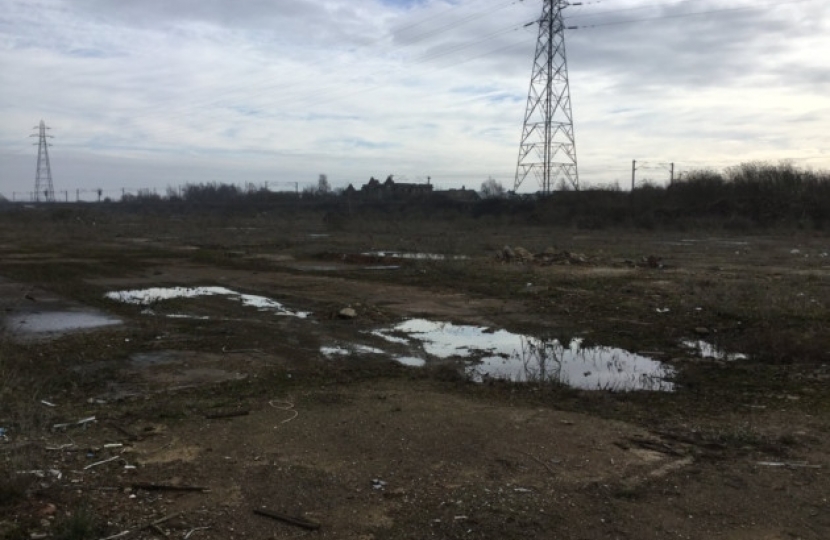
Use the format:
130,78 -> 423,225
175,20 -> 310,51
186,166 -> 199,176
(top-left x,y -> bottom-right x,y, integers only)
1,0 -> 827,199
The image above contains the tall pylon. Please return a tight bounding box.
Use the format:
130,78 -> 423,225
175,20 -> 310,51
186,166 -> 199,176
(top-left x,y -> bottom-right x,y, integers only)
31,120 -> 55,202
515,0 -> 578,193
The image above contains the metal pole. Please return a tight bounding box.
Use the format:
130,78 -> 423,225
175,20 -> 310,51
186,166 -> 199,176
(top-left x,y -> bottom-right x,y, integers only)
631,160 -> 636,191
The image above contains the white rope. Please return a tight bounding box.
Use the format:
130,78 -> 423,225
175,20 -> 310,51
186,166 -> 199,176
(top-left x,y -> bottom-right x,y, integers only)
268,400 -> 298,425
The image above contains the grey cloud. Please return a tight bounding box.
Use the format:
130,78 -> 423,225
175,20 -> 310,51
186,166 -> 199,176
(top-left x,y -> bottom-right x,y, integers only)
565,1 -> 828,93
67,0 -> 389,47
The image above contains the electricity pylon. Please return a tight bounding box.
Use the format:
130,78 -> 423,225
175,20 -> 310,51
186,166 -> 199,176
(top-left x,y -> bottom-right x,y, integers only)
515,0 -> 579,193
31,120 -> 55,202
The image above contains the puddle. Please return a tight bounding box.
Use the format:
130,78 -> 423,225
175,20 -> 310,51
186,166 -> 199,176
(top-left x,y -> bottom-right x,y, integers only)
105,286 -> 310,318
394,356 -> 427,367
372,319 -> 674,391
5,311 -> 121,336
683,340 -> 748,361
299,265 -> 342,272
321,344 -> 386,357
362,251 -> 467,260
320,343 -> 426,368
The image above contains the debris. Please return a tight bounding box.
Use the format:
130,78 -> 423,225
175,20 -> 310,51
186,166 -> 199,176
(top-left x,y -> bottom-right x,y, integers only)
45,444 -> 76,451
103,443 -> 124,449
268,400 -> 298,425
253,508 -> 321,531
204,410 -> 249,420
757,461 -> 821,469
131,482 -> 208,492
52,416 -> 97,432
656,308 -> 670,314
0,427 -> 7,441
338,307 -> 357,319
18,469 -> 62,480
98,511 -> 183,540
41,400 -> 56,407
694,327 -> 710,336
184,527 -> 211,539
84,456 -> 121,470
372,479 -> 387,490
513,488 -> 533,493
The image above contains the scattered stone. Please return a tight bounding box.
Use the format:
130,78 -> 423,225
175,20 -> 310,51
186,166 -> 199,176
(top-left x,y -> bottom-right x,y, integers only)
384,488 -> 406,499
338,307 -> 357,319
498,245 -> 592,266
513,246 -> 534,262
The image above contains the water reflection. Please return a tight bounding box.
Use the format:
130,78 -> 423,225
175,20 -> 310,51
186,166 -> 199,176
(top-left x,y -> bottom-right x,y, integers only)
471,337 -> 674,391
373,319 -> 674,392
6,311 -> 121,335
683,340 -> 748,361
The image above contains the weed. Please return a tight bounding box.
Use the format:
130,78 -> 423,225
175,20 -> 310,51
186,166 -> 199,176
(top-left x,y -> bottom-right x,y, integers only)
53,505 -> 103,540
0,468 -> 32,508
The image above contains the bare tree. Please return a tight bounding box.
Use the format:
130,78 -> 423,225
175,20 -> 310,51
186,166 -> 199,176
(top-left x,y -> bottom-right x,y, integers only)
317,174 -> 331,194
480,177 -> 506,199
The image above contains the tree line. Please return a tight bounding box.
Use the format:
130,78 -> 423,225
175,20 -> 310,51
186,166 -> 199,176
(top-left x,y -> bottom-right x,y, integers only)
106,162 -> 830,229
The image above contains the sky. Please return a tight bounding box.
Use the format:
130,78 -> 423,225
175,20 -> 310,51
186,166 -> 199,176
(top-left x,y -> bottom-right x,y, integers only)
0,0 -> 828,199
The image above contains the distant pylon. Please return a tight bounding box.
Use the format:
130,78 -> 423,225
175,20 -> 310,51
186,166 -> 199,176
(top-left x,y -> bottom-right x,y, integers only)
31,120 -> 55,202
515,0 -> 578,193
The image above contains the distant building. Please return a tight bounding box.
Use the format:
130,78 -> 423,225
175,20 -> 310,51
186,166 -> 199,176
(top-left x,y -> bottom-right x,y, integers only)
437,186 -> 480,202
357,175 -> 433,200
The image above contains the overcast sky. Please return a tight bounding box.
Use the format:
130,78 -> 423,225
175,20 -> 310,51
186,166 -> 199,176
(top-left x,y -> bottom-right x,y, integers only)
1,0 -> 827,199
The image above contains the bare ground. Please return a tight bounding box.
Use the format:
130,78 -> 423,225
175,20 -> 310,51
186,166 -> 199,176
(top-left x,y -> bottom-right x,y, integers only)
1,207 -> 828,540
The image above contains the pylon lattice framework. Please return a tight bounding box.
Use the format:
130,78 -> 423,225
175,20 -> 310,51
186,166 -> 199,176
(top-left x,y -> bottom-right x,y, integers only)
515,0 -> 578,193
32,119 -> 55,202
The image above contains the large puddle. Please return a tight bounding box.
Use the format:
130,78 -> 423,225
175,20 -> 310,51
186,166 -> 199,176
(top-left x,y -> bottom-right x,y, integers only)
5,311 -> 121,336
105,286 -> 310,318
324,319 -> 674,391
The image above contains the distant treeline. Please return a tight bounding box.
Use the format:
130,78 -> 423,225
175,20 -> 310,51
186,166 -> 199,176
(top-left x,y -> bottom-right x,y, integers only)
68,162 -> 830,229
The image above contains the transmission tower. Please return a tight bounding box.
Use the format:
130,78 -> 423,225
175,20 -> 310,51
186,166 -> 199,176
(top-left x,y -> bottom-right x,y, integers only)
31,119 -> 55,202
515,0 -> 579,193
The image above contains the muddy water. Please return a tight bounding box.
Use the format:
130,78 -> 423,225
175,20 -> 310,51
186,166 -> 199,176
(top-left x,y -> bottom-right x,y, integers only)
6,311 -> 121,336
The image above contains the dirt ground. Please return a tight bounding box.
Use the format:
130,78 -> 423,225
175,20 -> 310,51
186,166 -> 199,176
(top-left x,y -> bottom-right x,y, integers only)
1,206 -> 828,540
